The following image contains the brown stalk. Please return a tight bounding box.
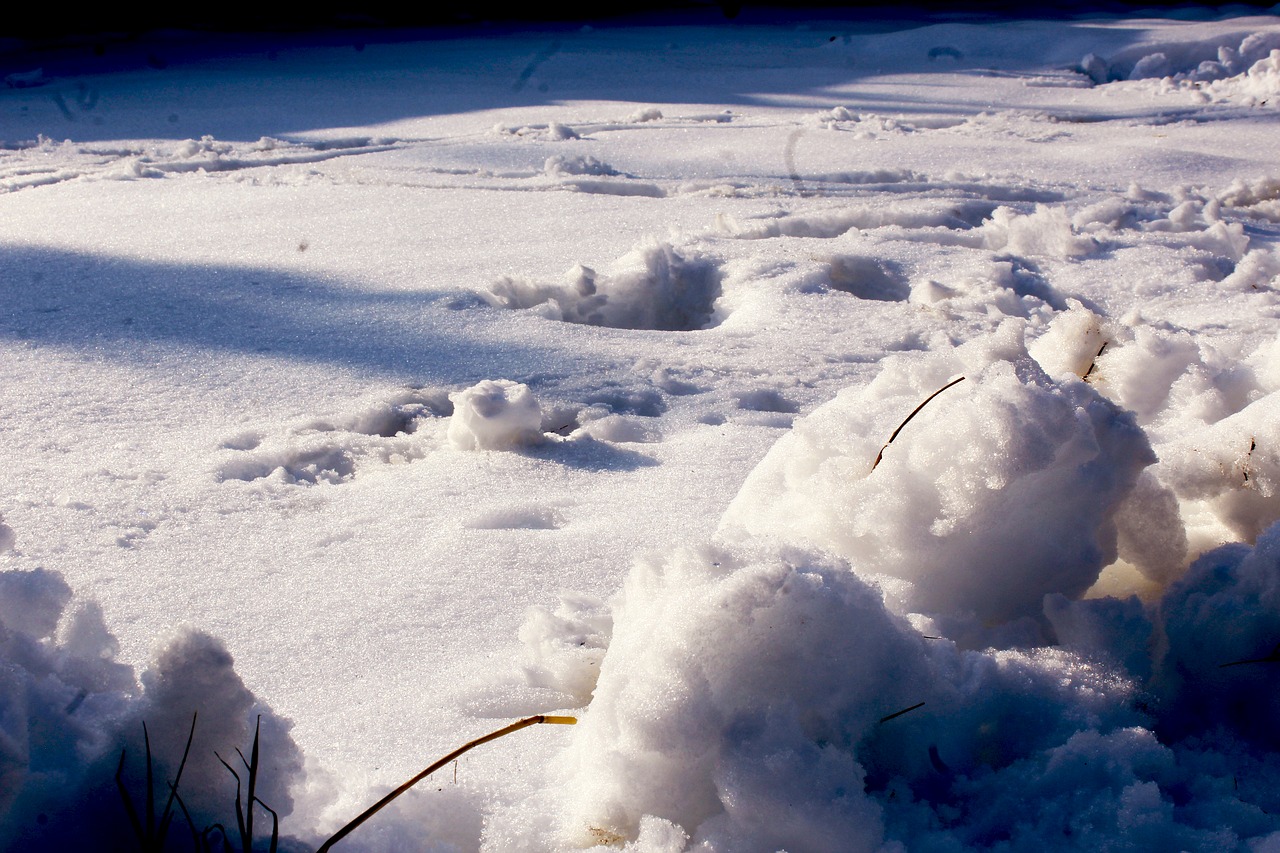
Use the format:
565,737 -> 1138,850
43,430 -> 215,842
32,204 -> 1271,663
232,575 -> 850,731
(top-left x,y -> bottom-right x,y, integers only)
316,715 -> 577,853
872,376 -> 966,471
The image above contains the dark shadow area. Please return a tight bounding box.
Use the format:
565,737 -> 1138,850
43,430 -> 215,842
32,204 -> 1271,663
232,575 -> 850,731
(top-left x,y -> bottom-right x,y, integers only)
0,243 -> 560,383
5,1 -> 1274,43
3,4 -> 1269,145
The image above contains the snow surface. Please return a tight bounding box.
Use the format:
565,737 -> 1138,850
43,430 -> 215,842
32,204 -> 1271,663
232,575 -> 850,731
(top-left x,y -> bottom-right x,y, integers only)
3,9 -> 1280,851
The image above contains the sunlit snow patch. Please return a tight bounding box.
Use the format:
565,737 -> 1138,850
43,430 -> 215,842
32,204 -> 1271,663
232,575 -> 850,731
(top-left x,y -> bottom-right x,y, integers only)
718,322 -> 1154,626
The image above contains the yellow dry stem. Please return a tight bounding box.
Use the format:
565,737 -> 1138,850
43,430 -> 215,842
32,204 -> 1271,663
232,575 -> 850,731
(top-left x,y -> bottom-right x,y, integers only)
317,714 -> 577,852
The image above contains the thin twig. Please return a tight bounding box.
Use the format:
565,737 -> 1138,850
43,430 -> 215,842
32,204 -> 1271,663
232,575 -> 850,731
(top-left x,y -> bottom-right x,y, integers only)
879,702 -> 926,724
169,782 -> 201,853
1082,341 -> 1107,381
316,715 -> 577,853
1220,642 -> 1280,668
245,716 -> 261,853
253,796 -> 279,853
156,712 -> 198,852
144,723 -> 155,849
116,748 -> 145,846
215,751 -> 247,849
872,376 -> 965,471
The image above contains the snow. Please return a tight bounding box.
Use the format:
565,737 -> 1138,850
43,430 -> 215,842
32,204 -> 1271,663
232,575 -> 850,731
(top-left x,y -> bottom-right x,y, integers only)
448,380 -> 546,451
2,7 -> 1280,851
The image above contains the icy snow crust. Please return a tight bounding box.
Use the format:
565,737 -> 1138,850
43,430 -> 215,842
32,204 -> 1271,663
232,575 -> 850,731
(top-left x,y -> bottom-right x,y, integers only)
3,9 -> 1280,852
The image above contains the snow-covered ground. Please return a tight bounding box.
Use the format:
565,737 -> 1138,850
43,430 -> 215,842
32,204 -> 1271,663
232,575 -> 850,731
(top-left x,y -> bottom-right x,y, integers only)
3,9 -> 1280,851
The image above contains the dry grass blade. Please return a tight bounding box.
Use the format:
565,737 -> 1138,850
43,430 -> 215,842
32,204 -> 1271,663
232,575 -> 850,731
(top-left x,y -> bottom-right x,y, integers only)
1082,342 -> 1107,381
872,376 -> 966,471
254,796 -> 279,853
244,716 -> 261,853
1220,642 -> 1280,668
316,714 -> 577,853
879,702 -> 925,724
116,713 -> 198,853
158,712 -> 198,849
144,723 -> 154,845
215,750 -> 246,849
116,749 -> 145,846
169,782 -> 199,852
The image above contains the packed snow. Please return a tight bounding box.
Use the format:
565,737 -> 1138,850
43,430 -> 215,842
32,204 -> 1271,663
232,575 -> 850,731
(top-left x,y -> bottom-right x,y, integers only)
3,8 -> 1280,851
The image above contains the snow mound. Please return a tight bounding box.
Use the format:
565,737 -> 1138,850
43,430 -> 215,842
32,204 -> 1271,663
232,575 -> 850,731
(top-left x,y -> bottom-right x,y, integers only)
1160,390 -> 1280,542
1084,321 -> 1280,544
626,107 -> 663,123
1088,31 -> 1280,104
0,568 -> 304,849
521,544 -> 1244,851
487,241 -> 722,331
1217,177 -> 1280,223
509,527 -> 1280,850
1027,300 -> 1107,380
1155,524 -> 1280,749
718,323 -> 1155,624
1090,30 -> 1280,84
549,547 -> 923,851
547,122 -> 580,141
825,255 -> 910,302
982,205 -> 1098,259
447,379 -> 545,451
544,155 -> 619,177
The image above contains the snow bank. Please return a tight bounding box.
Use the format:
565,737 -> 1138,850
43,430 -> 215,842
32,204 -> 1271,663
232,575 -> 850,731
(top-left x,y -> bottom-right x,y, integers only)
508,314 -> 1280,850
719,323 -> 1153,625
487,241 -> 722,331
1084,319 -> 1280,545
1154,525 -> 1280,749
0,568 -> 305,849
1088,30 -> 1280,84
512,525 -> 1280,851
1217,177 -> 1280,223
1159,391 -> 1280,542
1087,30 -> 1280,104
447,380 -> 545,451
545,546 -> 925,852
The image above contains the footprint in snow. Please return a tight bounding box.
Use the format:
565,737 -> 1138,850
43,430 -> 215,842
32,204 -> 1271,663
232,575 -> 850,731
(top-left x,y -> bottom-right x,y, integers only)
215,388 -> 452,486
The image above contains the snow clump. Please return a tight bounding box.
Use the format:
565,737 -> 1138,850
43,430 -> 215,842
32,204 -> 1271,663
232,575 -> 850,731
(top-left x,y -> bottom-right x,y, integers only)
0,568 -> 306,850
487,240 -> 722,331
719,322 -> 1154,626
447,379 -> 545,451
981,205 -> 1098,259
513,537 -> 1280,851
501,471 -> 1280,851
544,155 -> 619,177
